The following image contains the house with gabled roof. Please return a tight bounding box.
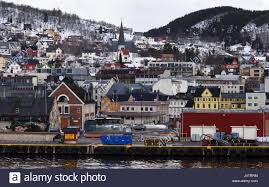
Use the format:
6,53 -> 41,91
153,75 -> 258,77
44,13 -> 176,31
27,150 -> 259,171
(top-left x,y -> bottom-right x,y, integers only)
49,77 -> 95,129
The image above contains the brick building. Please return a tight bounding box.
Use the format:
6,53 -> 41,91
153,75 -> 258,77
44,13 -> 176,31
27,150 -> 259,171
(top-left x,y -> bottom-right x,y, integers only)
49,77 -> 95,129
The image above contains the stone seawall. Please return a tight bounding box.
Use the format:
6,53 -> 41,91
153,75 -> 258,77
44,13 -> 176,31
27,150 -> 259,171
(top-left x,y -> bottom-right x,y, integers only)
0,132 -> 57,142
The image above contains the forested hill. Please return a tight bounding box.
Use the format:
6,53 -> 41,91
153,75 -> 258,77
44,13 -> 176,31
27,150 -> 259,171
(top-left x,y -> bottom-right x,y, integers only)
0,1 -> 116,39
144,6 -> 269,45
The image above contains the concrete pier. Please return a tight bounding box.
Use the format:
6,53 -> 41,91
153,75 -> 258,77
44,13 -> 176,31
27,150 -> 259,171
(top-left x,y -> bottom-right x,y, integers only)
1,144 -> 269,157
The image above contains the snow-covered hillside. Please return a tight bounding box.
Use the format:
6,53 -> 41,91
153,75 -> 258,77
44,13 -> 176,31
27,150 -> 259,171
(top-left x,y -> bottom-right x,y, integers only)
241,23 -> 269,40
0,1 -> 118,39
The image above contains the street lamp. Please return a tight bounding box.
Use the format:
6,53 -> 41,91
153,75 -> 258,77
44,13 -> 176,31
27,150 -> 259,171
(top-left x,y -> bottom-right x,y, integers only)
259,106 -> 266,143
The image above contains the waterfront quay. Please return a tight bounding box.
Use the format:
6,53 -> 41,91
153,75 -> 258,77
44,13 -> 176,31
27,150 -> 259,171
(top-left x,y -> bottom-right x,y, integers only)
1,143 -> 269,158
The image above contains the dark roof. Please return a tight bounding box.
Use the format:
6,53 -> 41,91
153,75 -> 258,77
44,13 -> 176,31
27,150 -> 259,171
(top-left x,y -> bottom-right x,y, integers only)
222,93 -> 246,98
106,92 -> 168,102
185,100 -> 194,108
131,92 -> 168,101
62,77 -> 94,104
46,46 -> 58,53
107,94 -> 130,102
0,97 -> 52,117
172,93 -> 189,100
29,45 -> 37,50
111,40 -> 137,53
107,83 -> 150,96
193,86 -> 220,97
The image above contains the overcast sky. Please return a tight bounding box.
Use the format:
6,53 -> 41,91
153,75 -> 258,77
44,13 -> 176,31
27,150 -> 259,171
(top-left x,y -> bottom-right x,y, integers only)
3,0 -> 269,31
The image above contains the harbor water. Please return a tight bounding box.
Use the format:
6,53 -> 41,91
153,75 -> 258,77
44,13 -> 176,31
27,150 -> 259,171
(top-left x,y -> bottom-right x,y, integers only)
0,155 -> 269,169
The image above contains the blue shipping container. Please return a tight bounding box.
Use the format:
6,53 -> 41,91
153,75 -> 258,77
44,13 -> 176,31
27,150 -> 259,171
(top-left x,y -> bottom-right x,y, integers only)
100,135 -> 132,145
214,132 -> 225,140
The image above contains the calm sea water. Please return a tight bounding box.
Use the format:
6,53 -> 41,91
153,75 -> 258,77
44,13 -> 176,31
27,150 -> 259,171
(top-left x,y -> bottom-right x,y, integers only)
0,155 -> 268,169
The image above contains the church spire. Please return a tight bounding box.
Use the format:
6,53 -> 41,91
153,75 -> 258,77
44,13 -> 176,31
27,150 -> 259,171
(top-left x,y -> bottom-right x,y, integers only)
118,20 -> 125,47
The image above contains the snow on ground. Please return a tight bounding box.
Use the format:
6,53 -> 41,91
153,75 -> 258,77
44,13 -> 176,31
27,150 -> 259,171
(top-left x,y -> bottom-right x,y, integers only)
191,13 -> 227,31
241,23 -> 269,40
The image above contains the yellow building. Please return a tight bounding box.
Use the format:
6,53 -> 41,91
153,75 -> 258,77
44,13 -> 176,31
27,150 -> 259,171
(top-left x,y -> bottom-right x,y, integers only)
194,87 -> 220,110
100,96 -> 121,113
219,93 -> 246,110
194,87 -> 246,110
0,56 -> 7,72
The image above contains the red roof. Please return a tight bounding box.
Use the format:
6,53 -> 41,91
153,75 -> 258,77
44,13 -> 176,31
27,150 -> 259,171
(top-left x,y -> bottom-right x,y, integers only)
121,48 -> 129,55
22,63 -> 36,70
103,63 -> 124,70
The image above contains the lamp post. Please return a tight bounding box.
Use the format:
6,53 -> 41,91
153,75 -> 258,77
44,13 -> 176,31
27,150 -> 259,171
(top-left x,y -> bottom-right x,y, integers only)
259,106 -> 266,143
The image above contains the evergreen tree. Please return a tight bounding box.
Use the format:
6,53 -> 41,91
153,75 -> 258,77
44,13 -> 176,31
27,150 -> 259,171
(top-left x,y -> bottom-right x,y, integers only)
44,12 -> 48,23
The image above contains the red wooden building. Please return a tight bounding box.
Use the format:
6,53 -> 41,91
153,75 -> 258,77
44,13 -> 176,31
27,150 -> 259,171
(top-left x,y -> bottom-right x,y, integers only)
178,110 -> 269,137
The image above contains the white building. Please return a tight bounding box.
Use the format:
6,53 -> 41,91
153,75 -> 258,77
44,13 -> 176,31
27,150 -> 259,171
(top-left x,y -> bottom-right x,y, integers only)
6,62 -> 22,74
246,92 -> 266,110
46,48 -> 63,61
118,101 -> 169,125
0,42 -> 10,56
153,79 -> 189,96
169,97 -> 188,119
265,77 -> 269,93
81,78 -> 117,112
220,84 -> 245,93
135,69 -> 170,86
146,61 -> 198,76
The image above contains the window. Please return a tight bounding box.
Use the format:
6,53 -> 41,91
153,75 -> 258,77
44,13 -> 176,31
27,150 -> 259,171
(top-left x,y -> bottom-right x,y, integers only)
248,103 -> 252,106
202,104 -> 205,108
77,108 -> 81,113
150,107 -> 153,111
67,69 -> 72,74
122,107 -> 125,111
141,107 -> 143,111
254,97 -> 258,99
56,69 -> 62,73
145,107 -> 148,111
64,106 -> 70,114
208,104 -> 211,108
214,104 -> 217,108
248,96 -> 252,99
131,107 -> 134,111
254,103 -> 258,106
15,108 -> 19,114
58,95 -> 68,103
58,106 -> 62,114
131,117 -> 134,120
126,107 -> 129,111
